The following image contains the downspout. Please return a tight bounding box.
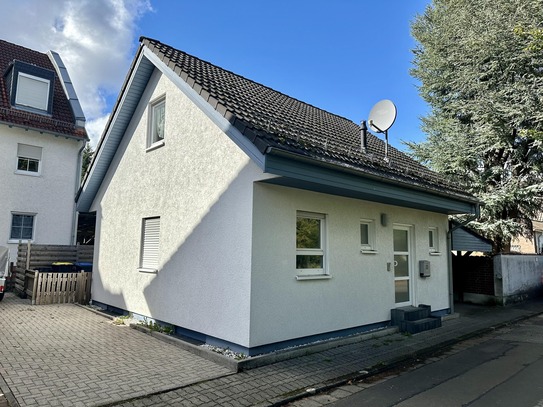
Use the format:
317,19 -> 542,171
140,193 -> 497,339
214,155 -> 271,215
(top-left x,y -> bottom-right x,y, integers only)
447,204 -> 481,314
71,141 -> 87,244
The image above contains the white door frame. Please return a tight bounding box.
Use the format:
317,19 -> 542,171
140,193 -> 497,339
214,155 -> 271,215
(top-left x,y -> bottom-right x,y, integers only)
393,224 -> 415,307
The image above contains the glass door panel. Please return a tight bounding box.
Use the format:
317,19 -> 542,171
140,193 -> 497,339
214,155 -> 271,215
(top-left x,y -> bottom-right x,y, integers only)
393,227 -> 411,305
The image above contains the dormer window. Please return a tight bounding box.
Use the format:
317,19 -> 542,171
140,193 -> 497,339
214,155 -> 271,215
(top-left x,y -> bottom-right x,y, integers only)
5,60 -> 55,115
16,73 -> 50,111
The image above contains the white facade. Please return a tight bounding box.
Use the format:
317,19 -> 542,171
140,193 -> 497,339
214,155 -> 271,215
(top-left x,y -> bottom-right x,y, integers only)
89,68 -> 452,352
90,70 -> 264,347
0,125 -> 84,259
250,183 -> 449,348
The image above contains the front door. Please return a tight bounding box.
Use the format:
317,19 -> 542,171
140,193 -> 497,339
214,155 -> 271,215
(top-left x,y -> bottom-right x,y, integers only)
393,226 -> 412,306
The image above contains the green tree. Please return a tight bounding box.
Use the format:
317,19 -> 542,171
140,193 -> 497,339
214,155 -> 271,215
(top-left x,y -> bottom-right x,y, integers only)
409,0 -> 543,252
81,144 -> 94,182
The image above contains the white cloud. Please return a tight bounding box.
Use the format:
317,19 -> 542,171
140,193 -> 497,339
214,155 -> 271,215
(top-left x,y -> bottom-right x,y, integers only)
0,0 -> 152,147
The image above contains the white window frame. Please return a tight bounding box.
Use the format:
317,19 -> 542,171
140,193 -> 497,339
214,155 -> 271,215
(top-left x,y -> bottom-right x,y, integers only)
138,217 -> 160,273
296,211 -> 328,278
147,95 -> 166,150
360,219 -> 377,253
9,212 -> 36,243
15,144 -> 42,176
429,227 -> 440,255
16,72 -> 50,111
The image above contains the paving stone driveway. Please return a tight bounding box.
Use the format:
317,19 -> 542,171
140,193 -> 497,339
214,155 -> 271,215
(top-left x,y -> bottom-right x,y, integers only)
0,293 -> 233,407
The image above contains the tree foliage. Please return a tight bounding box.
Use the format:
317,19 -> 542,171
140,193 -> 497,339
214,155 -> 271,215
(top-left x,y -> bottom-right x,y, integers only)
81,144 -> 94,182
409,0 -> 543,252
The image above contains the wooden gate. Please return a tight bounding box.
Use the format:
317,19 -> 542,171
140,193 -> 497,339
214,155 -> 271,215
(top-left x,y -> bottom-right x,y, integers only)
32,271 -> 92,305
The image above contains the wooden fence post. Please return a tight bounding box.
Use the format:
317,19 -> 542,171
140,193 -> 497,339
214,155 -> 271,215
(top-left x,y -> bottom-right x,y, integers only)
25,240 -> 31,270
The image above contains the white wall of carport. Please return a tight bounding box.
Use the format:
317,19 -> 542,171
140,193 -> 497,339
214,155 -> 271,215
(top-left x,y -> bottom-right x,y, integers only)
90,69 -> 269,348
250,183 -> 450,348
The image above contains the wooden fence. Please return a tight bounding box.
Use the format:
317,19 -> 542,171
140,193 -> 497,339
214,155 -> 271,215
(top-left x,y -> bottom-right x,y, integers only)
13,242 -> 94,305
32,271 -> 92,305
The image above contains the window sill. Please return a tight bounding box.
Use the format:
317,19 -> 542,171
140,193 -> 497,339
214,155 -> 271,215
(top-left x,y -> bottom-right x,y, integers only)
296,274 -> 332,281
146,140 -> 165,152
8,239 -> 32,244
138,268 -> 158,274
14,170 -> 41,177
360,249 -> 378,254
429,252 -> 441,256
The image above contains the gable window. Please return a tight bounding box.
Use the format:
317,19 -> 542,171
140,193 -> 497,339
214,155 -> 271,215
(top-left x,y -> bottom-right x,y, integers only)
360,219 -> 376,252
139,217 -> 160,272
147,96 -> 165,149
429,227 -> 440,254
16,73 -> 50,111
16,144 -> 42,175
296,211 -> 327,276
10,213 -> 35,241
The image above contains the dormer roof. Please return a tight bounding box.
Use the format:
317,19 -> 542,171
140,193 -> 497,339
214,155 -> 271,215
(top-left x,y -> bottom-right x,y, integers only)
0,39 -> 88,140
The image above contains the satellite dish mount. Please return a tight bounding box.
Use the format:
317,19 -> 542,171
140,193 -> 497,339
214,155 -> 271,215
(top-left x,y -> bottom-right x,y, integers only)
367,99 -> 397,161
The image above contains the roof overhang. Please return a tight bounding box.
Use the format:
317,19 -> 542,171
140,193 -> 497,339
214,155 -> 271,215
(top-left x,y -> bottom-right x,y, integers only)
261,149 -> 479,215
76,46 -> 155,212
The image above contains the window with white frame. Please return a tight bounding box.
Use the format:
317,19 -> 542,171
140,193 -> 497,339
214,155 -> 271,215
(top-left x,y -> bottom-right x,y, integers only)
16,72 -> 50,112
296,211 -> 326,275
360,219 -> 376,252
147,96 -> 165,148
10,213 -> 35,241
139,217 -> 160,272
16,144 -> 42,175
429,227 -> 439,253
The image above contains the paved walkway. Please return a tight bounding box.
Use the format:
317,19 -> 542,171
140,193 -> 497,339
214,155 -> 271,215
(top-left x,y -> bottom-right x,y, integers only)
0,293 -> 232,406
2,292 -> 543,406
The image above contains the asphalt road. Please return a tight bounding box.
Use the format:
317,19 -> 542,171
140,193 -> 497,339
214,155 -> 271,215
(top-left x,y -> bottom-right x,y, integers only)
329,314 -> 543,406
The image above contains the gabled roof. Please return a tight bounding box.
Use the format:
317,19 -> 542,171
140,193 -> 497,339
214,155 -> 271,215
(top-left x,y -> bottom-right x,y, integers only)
141,37 -> 472,201
77,37 -> 479,213
0,39 -> 87,140
450,220 -> 493,252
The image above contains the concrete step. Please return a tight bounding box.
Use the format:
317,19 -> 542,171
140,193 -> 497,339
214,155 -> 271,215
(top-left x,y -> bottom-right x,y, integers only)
390,304 -> 431,325
400,317 -> 442,334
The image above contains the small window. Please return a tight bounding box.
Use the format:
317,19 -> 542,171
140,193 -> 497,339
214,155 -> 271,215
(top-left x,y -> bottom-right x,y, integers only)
139,217 -> 160,272
360,219 -> 376,252
10,213 -> 35,241
147,96 -> 165,148
429,227 -> 439,253
296,212 -> 326,275
16,144 -> 42,175
16,72 -> 50,111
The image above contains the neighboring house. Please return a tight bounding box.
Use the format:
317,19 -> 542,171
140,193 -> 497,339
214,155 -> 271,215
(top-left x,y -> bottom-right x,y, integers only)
0,39 -> 88,260
510,212 -> 543,254
77,37 -> 479,355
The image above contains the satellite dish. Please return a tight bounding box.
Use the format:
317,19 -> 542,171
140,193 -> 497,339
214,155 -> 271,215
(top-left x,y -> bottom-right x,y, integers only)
368,99 -> 397,133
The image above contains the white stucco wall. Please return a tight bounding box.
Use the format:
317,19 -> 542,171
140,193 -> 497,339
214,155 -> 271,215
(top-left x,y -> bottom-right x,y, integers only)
250,183 -> 450,347
90,69 -> 265,347
494,254 -> 543,304
0,125 -> 83,260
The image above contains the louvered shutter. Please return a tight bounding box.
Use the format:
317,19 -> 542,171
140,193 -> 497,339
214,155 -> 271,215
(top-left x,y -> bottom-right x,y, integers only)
141,217 -> 160,269
16,73 -> 50,111
18,144 -> 42,160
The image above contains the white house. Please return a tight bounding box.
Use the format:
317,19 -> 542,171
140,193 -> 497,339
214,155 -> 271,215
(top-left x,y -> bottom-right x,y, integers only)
0,39 -> 88,260
77,37 -> 479,355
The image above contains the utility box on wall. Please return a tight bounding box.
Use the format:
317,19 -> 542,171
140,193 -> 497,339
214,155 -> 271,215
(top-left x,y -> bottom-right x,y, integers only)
419,260 -> 431,277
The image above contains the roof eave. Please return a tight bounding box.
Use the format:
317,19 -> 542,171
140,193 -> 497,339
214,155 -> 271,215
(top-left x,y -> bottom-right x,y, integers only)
262,147 -> 480,215
0,120 -> 87,141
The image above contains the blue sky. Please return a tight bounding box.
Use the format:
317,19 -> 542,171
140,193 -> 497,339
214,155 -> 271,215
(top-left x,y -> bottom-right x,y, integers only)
1,0 -> 431,149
